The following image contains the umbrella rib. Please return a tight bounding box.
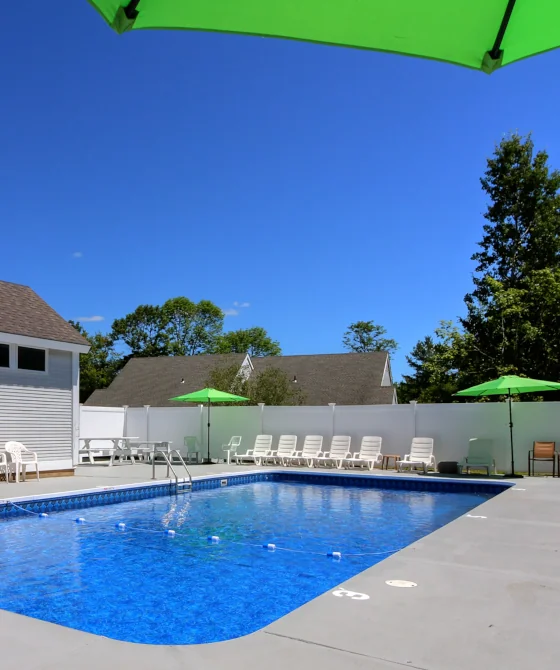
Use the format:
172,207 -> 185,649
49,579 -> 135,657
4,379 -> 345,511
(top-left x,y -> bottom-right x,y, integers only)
124,0 -> 140,20
488,0 -> 518,60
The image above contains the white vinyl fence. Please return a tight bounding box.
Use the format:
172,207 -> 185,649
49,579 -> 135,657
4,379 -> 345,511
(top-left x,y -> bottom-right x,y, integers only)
80,401 -> 560,472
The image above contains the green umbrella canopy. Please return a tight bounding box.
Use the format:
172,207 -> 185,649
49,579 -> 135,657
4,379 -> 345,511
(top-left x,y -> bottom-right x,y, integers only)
455,375 -> 560,397
88,1 -> 560,73
169,387 -> 249,403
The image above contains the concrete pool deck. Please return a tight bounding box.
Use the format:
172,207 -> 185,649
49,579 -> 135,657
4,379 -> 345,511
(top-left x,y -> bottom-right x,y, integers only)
1,465 -> 558,670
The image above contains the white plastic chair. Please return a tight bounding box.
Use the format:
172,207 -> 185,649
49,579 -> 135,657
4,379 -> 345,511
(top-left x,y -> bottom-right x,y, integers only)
233,435 -> 273,465
222,436 -> 242,464
5,441 -> 40,482
398,437 -> 435,473
0,451 -> 10,483
315,436 -> 352,469
289,435 -> 324,467
344,436 -> 383,470
269,435 -> 298,465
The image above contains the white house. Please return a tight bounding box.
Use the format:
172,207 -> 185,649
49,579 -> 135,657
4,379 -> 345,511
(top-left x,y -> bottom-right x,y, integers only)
0,281 -> 90,475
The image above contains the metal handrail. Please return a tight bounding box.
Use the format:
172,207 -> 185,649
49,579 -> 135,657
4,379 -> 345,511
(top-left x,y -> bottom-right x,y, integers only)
151,448 -> 192,489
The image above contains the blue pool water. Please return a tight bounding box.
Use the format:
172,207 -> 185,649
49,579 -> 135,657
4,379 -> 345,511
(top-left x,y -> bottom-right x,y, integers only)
0,480 -> 494,644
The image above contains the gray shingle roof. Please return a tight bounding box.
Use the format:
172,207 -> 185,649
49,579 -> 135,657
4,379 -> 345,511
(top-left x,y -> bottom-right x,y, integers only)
0,280 -> 89,346
85,351 -> 395,407
85,354 -> 247,407
252,353 -> 394,405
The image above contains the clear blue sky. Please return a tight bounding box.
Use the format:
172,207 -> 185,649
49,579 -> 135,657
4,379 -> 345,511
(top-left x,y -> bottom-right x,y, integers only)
2,3 -> 560,379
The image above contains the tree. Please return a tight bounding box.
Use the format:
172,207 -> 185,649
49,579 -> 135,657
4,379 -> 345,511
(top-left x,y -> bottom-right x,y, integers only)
207,364 -> 306,406
399,133 -> 560,402
397,322 -> 470,403
343,321 -> 398,355
69,321 -> 122,402
249,367 -> 306,406
162,297 -> 224,355
461,133 -> 560,382
110,304 -> 170,358
206,363 -> 249,399
110,298 -> 224,358
214,327 -> 281,357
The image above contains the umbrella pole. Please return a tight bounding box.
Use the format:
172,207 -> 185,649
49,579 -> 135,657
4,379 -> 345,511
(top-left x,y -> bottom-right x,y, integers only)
207,400 -> 211,464
508,391 -> 515,474
505,389 -> 523,478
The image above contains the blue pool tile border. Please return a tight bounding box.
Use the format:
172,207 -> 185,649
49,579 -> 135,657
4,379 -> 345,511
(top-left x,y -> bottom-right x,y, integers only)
0,471 -> 511,519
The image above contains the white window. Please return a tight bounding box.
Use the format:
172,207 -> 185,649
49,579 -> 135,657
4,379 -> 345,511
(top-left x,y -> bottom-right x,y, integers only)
0,343 -> 9,368
18,346 -> 47,372
0,343 -> 48,373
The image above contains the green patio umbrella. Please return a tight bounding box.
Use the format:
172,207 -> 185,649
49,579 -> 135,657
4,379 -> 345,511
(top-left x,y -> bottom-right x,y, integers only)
169,387 -> 249,463
455,375 -> 560,477
87,1 -> 560,74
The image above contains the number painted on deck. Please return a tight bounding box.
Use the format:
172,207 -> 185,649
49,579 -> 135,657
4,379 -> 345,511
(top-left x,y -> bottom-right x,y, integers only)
332,587 -> 370,601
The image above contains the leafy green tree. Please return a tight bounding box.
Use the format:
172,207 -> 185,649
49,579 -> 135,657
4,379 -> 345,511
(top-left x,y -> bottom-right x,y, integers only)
400,133 -> 560,403
206,363 -> 249,399
207,364 -> 305,406
249,367 -> 306,405
162,297 -> 224,355
215,327 -> 281,357
461,133 -> 560,382
397,322 -> 470,403
343,321 -> 398,355
110,304 -> 170,358
69,321 -> 122,402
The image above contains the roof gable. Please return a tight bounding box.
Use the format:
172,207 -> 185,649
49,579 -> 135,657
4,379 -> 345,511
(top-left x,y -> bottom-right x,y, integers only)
0,281 -> 89,347
252,352 -> 393,405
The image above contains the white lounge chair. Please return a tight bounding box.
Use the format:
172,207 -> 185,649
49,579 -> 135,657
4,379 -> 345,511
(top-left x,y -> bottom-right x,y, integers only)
5,441 -> 40,482
269,435 -> 298,465
233,435 -> 273,465
315,436 -> 352,469
461,438 -> 496,475
289,435 -> 324,467
398,437 -> 436,473
344,436 -> 383,470
222,436 -> 242,464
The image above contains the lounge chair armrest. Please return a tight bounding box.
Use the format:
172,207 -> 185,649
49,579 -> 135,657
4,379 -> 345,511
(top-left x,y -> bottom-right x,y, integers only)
293,451 -> 302,457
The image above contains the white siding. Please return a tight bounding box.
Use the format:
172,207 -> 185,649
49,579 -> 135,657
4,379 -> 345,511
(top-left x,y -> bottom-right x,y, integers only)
0,350 -> 73,464
0,386 -> 72,461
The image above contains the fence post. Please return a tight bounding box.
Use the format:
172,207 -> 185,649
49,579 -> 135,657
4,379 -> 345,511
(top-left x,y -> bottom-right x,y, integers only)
409,401 -> 417,439
123,405 -> 129,437
199,404 -> 204,456
328,403 -> 336,439
258,403 -> 265,433
144,405 -> 150,442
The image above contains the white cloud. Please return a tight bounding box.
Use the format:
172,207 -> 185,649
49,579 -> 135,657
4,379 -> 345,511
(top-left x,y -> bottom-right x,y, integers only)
224,301 -> 249,316
76,315 -> 104,322
72,251 -> 83,258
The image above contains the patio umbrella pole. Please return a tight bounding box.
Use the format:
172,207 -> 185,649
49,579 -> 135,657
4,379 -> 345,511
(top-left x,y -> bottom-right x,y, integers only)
505,390 -> 523,478
207,400 -> 211,464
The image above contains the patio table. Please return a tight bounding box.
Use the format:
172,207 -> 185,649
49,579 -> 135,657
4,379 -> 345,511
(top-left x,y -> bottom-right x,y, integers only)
78,437 -> 140,466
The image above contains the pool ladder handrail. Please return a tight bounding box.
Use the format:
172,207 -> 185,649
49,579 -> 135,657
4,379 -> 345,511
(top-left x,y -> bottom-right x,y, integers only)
151,449 -> 193,490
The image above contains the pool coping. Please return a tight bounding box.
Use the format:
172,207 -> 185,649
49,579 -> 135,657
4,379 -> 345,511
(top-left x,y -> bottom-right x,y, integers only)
0,469 -> 556,670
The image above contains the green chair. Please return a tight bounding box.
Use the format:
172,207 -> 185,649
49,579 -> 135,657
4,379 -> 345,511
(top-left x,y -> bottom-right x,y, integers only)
461,438 -> 496,475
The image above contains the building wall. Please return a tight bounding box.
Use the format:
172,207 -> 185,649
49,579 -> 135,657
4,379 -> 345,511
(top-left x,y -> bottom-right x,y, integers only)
0,350 -> 73,469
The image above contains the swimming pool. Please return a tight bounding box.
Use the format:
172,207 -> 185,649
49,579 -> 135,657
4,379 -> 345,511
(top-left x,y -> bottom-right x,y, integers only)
0,474 -> 503,644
